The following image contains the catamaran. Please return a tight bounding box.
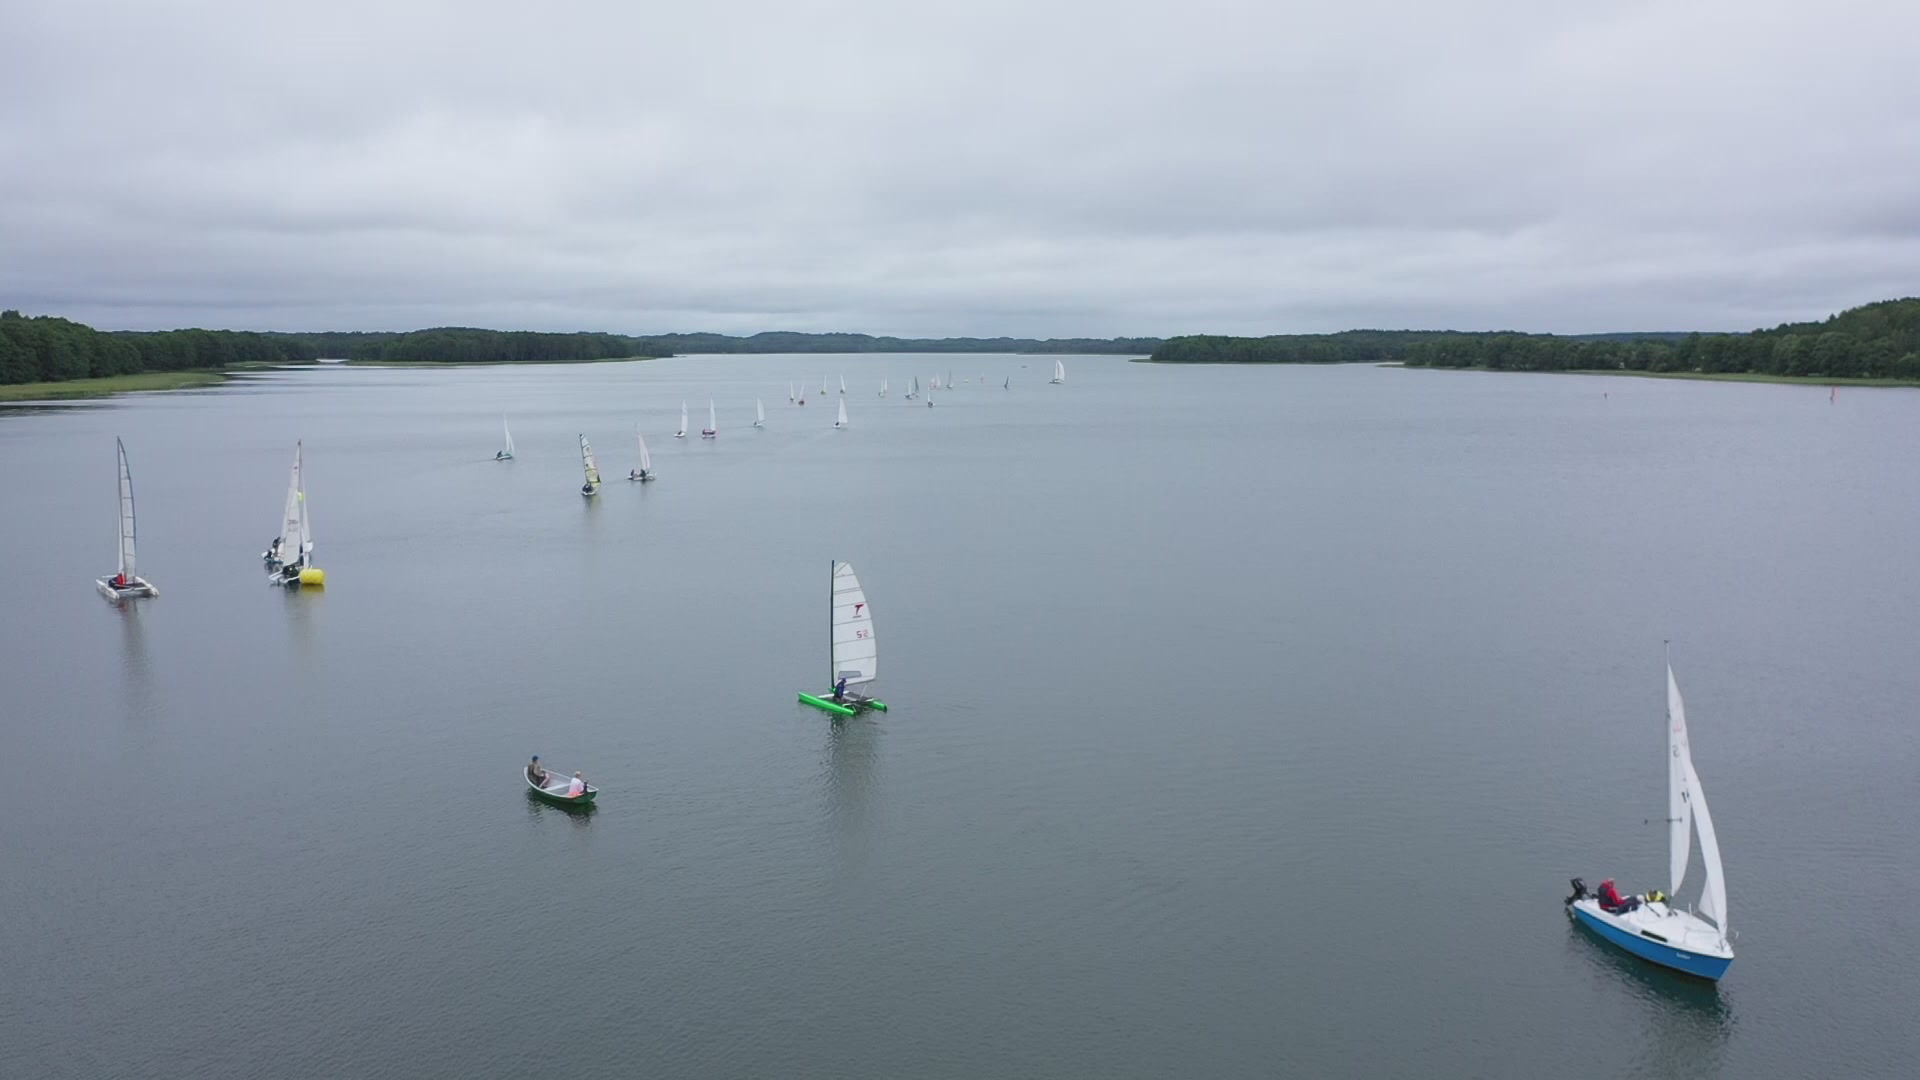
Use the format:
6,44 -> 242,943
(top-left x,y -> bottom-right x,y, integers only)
797,560 -> 889,717
579,434 -> 602,497
1566,652 -> 1734,980
496,418 -> 515,460
1050,359 -> 1066,384
754,399 -> 766,428
674,402 -> 688,439
628,429 -> 655,481
97,438 -> 158,600
834,398 -> 848,429
839,374 -> 847,395
263,441 -> 323,588
701,399 -> 718,438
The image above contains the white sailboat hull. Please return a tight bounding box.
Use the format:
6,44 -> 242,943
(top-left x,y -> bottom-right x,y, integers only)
96,576 -> 158,601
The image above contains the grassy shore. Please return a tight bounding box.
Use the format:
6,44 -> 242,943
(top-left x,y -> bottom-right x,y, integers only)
1409,365 -> 1920,388
0,369 -> 234,402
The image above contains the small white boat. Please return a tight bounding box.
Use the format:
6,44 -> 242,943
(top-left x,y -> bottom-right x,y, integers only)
97,437 -> 158,600
926,383 -> 936,408
1566,652 -> 1734,980
674,401 -> 688,439
839,374 -> 847,395
879,378 -> 888,398
906,376 -> 918,401
579,434 -> 602,496
264,441 -> 322,587
628,429 -> 655,481
834,398 -> 849,429
701,399 -> 718,438
789,383 -> 796,403
753,399 -> 766,428
1050,359 -> 1065,384
821,376 -> 830,396
496,418 -> 515,460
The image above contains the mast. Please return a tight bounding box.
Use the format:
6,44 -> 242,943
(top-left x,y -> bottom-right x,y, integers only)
828,559 -> 836,687
115,437 -> 137,578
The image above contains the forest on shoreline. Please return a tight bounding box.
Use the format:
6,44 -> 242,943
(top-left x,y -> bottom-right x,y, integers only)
0,314 -> 1160,386
1150,299 -> 1920,380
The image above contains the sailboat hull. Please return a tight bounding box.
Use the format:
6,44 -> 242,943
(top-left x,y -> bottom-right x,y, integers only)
1567,900 -> 1732,980
96,577 -> 157,601
798,691 -> 887,716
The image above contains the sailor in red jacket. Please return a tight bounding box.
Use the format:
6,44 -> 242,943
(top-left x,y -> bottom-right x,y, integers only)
1598,878 -> 1639,914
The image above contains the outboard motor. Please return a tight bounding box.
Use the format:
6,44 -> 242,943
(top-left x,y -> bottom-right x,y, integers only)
1565,877 -> 1587,905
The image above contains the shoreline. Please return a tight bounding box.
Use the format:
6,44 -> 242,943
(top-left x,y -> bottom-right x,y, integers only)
0,365 -> 291,404
1405,365 -> 1920,388
342,354 -> 664,368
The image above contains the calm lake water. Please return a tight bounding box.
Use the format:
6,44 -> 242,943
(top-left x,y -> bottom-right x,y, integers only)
2,356 -> 1917,1079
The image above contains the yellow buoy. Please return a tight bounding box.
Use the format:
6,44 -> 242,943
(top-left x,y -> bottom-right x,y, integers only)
299,567 -> 327,587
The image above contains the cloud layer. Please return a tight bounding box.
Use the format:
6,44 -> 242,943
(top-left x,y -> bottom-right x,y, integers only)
4,0 -> 1917,335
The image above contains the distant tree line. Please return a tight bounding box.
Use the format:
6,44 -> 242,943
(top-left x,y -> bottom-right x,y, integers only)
1152,299 -> 1920,380
0,310 -> 318,385
633,331 -> 1162,355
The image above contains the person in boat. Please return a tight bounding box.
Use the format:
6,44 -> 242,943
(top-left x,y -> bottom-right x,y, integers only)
111,572 -> 129,589
567,772 -> 586,798
581,482 -> 594,495
264,537 -> 282,563
833,677 -> 848,703
1597,878 -> 1640,914
527,756 -> 546,787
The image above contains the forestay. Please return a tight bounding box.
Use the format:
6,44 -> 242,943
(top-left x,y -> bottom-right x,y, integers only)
831,561 -> 877,685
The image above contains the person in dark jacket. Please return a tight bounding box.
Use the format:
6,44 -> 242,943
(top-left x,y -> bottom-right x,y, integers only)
833,677 -> 847,703
1598,878 -> 1639,914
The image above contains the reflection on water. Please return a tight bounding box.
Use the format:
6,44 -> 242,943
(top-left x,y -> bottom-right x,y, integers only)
525,789 -> 596,827
115,601 -> 155,717
819,716 -> 881,875
1568,919 -> 1733,1077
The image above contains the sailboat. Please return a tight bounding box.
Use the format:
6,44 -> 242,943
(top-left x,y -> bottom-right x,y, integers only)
839,374 -> 847,395
96,438 -> 158,600
628,430 -> 655,481
754,399 -> 766,428
821,376 -> 829,396
496,418 -> 515,460
1004,376 -> 1010,390
879,378 -> 888,398
834,398 -> 848,429
946,369 -> 954,390
579,434 -> 602,497
1566,652 -> 1734,980
906,376 -> 918,401
1050,359 -> 1065,384
789,383 -> 797,404
263,441 -> 322,587
926,382 -> 936,408
674,402 -> 689,438
701,399 -> 718,438
797,560 -> 889,716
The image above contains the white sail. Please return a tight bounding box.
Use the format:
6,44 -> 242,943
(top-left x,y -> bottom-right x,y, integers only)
879,378 -> 888,397
839,374 -> 847,394
755,399 -> 766,426
1667,663 -> 1693,896
1052,359 -> 1066,383
677,402 -> 688,437
115,437 -> 137,578
1689,757 -> 1729,933
789,382 -> 796,403
708,399 -> 718,433
580,435 -> 601,487
821,376 -> 829,395
835,398 -> 848,428
831,560 -> 877,685
636,430 -> 652,472
280,441 -> 311,561
504,418 -> 515,455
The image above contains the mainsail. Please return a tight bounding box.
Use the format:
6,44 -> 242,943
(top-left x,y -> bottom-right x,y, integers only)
502,418 -> 515,456
281,441 -> 311,562
115,437 -> 137,579
636,430 -> 652,473
1668,660 -> 1730,937
835,398 -> 848,427
831,561 -> 877,686
580,435 -> 601,486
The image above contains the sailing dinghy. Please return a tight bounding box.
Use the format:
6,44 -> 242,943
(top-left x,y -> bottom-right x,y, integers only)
879,378 -> 888,398
839,374 -> 847,395
906,376 -> 918,401
702,399 -> 718,438
834,398 -> 849,429
798,561 -> 889,716
754,399 -> 766,428
1566,652 -> 1734,980
1050,359 -> 1065,384
97,437 -> 158,600
263,441 -> 323,588
579,434 -> 602,497
789,383 -> 797,403
496,418 -> 515,460
628,429 -> 655,481
674,402 -> 688,439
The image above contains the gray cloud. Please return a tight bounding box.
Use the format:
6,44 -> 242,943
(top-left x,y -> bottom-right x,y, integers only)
4,0 -> 1917,336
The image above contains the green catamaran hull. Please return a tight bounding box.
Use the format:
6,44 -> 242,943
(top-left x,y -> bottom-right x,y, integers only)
798,691 -> 888,716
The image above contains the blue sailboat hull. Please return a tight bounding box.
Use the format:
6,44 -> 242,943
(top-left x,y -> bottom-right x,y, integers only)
1569,904 -> 1732,981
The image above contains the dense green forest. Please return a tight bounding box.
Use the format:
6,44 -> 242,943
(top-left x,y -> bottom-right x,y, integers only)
0,310 -> 319,385
1151,299 -> 1920,379
269,328 -> 1161,362
629,331 -> 1161,355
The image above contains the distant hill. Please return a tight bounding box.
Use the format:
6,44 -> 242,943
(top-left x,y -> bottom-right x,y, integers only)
1150,300 -> 1920,379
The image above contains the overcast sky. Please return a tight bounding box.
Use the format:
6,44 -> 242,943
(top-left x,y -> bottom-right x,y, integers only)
3,0 -> 1916,337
